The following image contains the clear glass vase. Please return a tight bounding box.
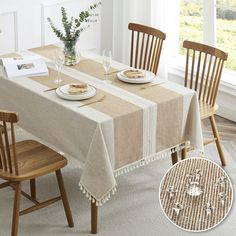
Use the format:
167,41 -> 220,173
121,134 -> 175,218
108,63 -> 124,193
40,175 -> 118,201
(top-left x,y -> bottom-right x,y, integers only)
63,43 -> 80,66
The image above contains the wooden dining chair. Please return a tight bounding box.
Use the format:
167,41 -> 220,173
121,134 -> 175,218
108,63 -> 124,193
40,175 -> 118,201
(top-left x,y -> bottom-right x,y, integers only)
128,23 -> 166,74
0,109 -> 74,236
183,40 -> 228,166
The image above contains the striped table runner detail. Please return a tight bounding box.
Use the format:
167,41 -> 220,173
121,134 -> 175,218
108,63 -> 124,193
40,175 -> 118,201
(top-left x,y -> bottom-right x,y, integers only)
160,158 -> 233,231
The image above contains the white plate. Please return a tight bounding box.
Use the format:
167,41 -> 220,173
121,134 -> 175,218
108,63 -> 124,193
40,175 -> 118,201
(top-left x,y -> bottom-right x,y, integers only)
56,84 -> 96,101
117,69 -> 155,84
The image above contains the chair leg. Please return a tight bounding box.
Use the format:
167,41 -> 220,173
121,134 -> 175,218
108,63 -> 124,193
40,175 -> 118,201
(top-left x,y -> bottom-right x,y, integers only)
30,179 -> 36,199
171,150 -> 178,165
12,182 -> 21,236
91,201 -> 98,234
181,147 -> 187,160
55,169 -> 74,227
209,115 -> 226,166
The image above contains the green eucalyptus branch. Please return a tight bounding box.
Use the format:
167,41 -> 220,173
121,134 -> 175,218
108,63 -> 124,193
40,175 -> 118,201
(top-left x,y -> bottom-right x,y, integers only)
47,1 -> 101,49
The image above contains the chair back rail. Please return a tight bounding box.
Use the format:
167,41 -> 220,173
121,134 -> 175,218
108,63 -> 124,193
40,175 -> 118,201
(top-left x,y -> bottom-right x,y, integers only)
183,40 -> 228,107
0,110 -> 19,175
129,23 -> 166,75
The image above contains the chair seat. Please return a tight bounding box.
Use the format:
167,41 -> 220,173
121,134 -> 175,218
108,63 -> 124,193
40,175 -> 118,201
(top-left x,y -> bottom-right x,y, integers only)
199,101 -> 218,120
0,140 -> 67,181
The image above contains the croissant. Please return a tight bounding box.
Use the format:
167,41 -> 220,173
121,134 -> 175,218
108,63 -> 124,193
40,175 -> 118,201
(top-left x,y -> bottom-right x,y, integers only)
68,83 -> 88,94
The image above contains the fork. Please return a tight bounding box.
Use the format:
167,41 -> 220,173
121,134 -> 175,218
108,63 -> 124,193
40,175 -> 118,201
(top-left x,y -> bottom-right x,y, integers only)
78,95 -> 106,108
139,81 -> 165,90
43,83 -> 66,92
43,87 -> 59,92
104,68 -> 128,75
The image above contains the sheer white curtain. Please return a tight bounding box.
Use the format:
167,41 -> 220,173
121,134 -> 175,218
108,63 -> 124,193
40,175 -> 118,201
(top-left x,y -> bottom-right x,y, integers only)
112,0 -> 180,79
113,0 -> 151,64
150,0 -> 180,78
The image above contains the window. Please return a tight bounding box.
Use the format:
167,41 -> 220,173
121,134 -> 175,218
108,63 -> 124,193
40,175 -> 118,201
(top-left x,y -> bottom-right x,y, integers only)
179,0 -> 203,55
216,1 -> 236,71
179,0 -> 236,72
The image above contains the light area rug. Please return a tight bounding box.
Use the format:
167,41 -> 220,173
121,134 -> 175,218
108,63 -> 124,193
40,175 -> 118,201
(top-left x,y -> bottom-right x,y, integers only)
0,120 -> 235,236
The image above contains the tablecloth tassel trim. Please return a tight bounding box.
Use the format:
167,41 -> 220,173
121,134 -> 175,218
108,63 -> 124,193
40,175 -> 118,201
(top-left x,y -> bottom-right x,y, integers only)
114,143 -> 187,178
78,182 -> 117,206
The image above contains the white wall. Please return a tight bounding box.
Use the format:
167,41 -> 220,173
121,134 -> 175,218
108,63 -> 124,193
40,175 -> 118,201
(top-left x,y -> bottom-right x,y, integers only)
0,0 -> 101,54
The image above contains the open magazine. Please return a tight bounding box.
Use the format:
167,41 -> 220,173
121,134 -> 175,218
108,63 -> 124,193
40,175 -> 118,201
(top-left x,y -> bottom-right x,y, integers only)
0,55 -> 48,78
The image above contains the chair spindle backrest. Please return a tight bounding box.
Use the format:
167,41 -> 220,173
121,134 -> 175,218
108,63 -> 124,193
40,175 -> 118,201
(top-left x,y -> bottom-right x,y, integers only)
128,23 -> 166,75
183,40 -> 228,107
0,110 -> 19,175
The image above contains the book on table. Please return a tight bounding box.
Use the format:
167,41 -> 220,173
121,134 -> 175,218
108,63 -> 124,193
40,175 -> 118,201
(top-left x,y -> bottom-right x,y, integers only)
0,55 -> 48,78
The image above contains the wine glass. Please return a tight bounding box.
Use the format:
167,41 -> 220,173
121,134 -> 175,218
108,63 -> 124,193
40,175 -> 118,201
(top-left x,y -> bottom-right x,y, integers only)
102,50 -> 112,83
54,52 -> 64,85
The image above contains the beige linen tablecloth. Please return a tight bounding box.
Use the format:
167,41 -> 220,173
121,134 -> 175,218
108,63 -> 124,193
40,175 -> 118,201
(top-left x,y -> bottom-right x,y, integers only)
0,45 -> 203,205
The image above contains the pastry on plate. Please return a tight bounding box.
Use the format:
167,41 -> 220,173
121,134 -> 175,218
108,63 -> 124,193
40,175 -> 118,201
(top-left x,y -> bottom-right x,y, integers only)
123,69 -> 145,78
68,83 -> 88,94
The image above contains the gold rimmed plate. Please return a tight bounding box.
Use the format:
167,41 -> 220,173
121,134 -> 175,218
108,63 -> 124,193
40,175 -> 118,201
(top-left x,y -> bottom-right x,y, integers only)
56,84 -> 96,101
117,69 -> 155,84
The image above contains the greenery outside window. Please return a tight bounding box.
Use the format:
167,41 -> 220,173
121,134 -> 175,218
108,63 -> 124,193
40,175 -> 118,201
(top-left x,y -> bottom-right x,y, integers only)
179,0 -> 236,72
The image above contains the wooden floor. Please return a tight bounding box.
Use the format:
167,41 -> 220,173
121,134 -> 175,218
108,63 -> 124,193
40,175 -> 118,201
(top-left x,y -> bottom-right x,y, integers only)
202,116 -> 236,167
202,116 -> 236,141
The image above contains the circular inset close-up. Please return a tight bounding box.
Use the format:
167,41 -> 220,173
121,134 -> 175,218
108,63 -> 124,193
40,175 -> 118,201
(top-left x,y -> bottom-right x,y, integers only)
159,157 -> 233,232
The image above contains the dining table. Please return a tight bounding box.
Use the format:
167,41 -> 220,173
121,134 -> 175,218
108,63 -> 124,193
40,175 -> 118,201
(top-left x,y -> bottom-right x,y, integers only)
0,45 -> 204,234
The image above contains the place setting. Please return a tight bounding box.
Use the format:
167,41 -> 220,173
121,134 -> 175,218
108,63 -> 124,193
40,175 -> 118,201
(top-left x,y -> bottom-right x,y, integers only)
45,78 -> 103,108
40,51 -> 98,104
115,68 -> 165,89
101,49 -> 165,88
55,83 -> 96,101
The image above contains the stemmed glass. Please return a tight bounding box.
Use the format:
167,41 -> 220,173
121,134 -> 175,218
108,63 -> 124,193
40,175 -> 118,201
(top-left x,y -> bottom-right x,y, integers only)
54,52 -> 64,85
102,50 -> 112,84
